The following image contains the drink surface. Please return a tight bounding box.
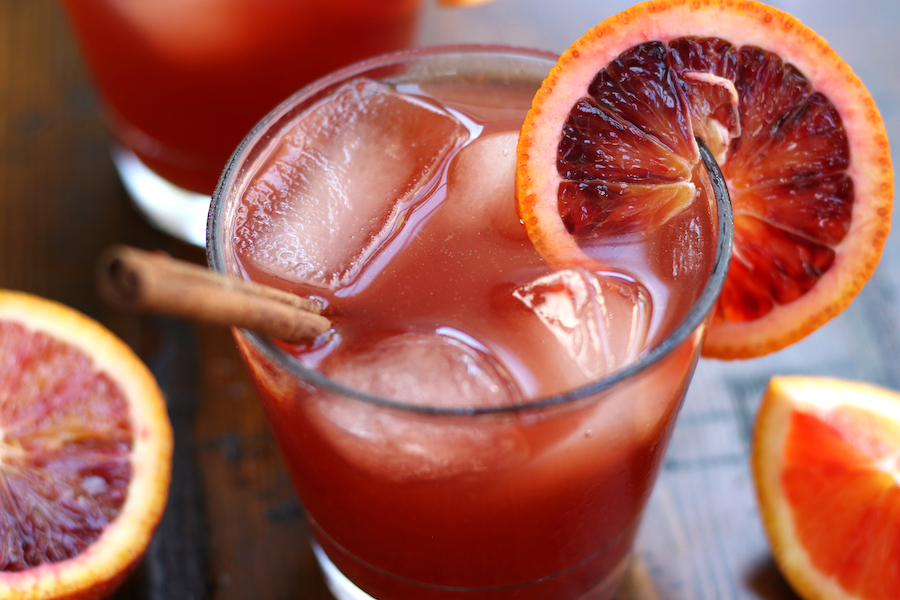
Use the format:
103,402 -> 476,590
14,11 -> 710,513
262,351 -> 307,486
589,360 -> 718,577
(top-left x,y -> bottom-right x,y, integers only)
60,0 -> 420,194
225,59 -> 718,599
233,73 -> 717,403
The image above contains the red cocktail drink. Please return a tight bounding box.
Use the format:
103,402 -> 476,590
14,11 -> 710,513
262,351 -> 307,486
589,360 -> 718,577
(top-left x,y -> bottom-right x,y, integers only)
208,47 -> 732,599
60,0 -> 421,244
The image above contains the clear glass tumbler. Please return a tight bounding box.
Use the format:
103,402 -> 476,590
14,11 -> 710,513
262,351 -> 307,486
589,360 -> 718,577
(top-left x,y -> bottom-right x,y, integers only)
60,0 -> 422,246
208,46 -> 733,600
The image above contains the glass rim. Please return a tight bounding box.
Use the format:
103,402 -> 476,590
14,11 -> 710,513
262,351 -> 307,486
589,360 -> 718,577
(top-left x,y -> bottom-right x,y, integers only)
207,44 -> 734,417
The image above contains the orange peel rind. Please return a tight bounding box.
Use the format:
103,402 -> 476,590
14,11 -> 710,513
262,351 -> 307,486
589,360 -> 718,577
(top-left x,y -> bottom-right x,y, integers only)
516,0 -> 892,360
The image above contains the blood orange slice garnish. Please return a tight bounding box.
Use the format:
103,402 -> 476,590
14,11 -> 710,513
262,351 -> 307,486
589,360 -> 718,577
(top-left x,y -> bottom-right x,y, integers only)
437,0 -> 497,5
516,0 -> 893,358
0,290 -> 172,600
752,376 -> 900,600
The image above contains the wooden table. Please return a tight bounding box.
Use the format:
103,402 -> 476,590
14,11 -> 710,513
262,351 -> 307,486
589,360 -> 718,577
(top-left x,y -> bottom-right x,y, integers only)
2,1 -> 897,599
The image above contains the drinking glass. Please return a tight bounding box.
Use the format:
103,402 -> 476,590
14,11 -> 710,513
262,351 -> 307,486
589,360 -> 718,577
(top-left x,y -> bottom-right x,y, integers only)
60,0 -> 423,246
208,46 -> 733,600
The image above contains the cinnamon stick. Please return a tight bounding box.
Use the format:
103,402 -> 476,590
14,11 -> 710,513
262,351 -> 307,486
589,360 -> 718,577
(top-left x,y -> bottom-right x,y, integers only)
96,245 -> 331,343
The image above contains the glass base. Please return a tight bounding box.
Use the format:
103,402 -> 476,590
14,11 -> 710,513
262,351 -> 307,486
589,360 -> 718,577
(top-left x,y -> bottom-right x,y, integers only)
111,146 -> 210,248
313,542 -> 377,600
311,540 -> 631,600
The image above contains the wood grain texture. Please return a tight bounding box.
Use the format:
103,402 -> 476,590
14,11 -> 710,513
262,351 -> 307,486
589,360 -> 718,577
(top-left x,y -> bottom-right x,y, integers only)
2,1 -> 897,599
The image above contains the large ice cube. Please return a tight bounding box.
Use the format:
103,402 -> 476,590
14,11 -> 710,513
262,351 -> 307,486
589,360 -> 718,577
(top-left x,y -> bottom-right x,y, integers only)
235,80 -> 468,291
438,131 -> 526,242
512,268 -> 652,382
324,331 -> 521,408
308,332 -> 528,482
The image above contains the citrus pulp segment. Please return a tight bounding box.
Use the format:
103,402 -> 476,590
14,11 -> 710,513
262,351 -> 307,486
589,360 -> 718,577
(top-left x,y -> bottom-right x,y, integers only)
0,290 -> 173,600
752,376 -> 900,600
516,0 -> 892,359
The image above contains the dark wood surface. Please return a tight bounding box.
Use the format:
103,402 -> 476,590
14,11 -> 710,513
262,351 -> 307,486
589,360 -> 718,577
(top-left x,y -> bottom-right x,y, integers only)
2,2 -> 897,599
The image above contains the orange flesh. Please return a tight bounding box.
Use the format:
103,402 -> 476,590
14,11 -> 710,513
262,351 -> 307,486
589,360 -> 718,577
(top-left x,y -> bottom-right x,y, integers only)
782,409 -> 900,600
558,37 -> 852,323
0,321 -> 133,571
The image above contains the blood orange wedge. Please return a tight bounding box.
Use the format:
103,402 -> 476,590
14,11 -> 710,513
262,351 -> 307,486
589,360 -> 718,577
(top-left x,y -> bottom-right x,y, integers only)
0,290 -> 173,600
752,376 -> 900,600
516,0 -> 893,359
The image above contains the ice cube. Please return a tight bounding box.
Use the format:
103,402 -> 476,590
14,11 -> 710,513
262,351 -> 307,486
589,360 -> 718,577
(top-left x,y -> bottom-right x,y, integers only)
438,131 -> 526,242
324,331 -> 521,408
512,268 -> 652,381
235,79 -> 468,292
308,331 -> 529,482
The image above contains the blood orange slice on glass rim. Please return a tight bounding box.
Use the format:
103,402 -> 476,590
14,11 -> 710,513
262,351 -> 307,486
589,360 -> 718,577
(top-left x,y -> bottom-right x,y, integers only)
516,0 -> 893,359
0,290 -> 172,600
753,376 -> 900,600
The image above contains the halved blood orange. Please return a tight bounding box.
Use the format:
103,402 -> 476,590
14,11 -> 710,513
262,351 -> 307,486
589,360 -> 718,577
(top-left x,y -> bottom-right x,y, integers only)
516,0 -> 893,359
0,290 -> 173,600
752,376 -> 900,600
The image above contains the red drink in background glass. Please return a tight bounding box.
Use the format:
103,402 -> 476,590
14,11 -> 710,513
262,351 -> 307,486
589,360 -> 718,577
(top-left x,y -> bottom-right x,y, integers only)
208,47 -> 732,599
60,0 -> 422,245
